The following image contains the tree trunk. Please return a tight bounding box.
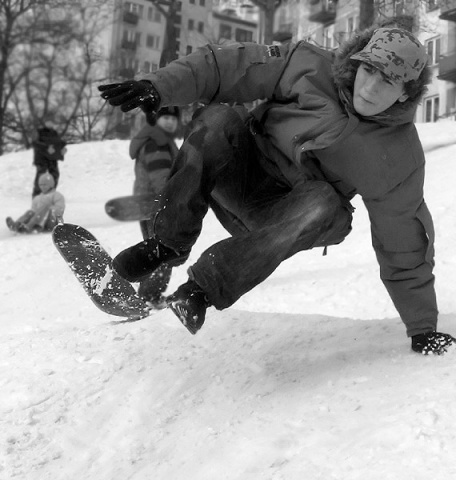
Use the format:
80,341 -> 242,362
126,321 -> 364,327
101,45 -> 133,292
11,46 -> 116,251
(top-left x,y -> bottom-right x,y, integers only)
359,0 -> 375,30
159,1 -> 179,67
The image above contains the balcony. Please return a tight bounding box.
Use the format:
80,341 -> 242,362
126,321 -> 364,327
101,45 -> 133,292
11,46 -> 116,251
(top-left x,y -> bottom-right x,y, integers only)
440,0 -> 456,22
123,10 -> 139,25
121,39 -> 137,51
308,0 -> 337,25
438,51 -> 456,82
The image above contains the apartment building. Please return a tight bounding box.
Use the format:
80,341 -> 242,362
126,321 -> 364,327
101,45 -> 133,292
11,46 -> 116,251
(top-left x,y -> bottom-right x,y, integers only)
100,0 -> 259,135
102,0 -> 213,136
274,0 -> 456,122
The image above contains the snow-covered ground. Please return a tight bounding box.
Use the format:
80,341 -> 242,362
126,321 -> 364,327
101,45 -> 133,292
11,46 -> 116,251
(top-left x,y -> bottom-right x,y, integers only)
1,121 -> 455,480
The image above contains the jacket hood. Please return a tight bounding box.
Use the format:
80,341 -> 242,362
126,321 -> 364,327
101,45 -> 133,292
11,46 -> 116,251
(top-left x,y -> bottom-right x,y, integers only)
332,28 -> 421,127
129,124 -> 174,159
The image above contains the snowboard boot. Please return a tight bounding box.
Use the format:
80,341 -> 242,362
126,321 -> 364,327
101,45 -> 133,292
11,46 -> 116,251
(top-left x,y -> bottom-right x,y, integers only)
167,280 -> 210,335
113,237 -> 189,282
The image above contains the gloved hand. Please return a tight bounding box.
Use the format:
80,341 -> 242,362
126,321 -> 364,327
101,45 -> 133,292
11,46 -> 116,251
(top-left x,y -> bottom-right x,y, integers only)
411,331 -> 456,355
98,80 -> 160,113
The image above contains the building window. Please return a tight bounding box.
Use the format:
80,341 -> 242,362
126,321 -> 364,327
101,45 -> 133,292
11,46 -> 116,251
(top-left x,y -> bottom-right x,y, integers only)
143,61 -> 150,73
177,1 -> 182,11
323,24 -> 335,50
175,27 -> 181,39
347,15 -> 357,35
235,28 -> 252,42
426,37 -> 441,65
123,29 -> 135,42
148,7 -> 153,21
188,19 -> 194,30
424,96 -> 440,122
186,45 -> 193,55
190,0 -> 195,4
154,10 -> 161,22
200,0 -> 205,5
146,34 -> 158,49
197,21 -> 204,34
220,24 -> 232,39
152,63 -> 158,72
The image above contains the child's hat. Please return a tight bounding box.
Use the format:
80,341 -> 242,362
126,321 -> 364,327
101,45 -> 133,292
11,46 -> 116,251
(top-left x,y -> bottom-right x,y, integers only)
38,173 -> 55,189
350,28 -> 428,82
156,106 -> 180,119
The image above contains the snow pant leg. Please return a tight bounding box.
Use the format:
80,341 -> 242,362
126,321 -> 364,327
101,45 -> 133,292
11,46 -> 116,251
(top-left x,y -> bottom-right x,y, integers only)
153,104 -> 261,251
189,180 -> 350,309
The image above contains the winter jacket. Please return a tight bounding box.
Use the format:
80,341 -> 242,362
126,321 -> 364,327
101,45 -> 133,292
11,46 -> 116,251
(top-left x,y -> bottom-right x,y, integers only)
130,124 -> 179,195
33,128 -> 66,180
25,189 -> 65,229
142,41 -> 437,336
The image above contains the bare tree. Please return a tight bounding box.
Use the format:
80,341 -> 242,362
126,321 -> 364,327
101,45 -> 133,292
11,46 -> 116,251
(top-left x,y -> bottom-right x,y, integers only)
1,0 -> 116,152
144,0 -> 180,67
359,0 -> 375,30
0,0 -> 51,154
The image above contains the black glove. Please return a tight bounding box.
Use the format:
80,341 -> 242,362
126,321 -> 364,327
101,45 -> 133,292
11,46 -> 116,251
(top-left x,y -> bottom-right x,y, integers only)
411,331 -> 456,355
98,80 -> 160,113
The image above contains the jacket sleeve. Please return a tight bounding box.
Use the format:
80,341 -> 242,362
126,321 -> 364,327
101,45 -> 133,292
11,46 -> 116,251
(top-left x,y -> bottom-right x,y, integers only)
363,165 -> 438,337
141,42 -> 291,107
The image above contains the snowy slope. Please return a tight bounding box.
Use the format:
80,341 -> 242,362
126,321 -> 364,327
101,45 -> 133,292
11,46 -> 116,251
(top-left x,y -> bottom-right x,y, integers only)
0,122 -> 456,480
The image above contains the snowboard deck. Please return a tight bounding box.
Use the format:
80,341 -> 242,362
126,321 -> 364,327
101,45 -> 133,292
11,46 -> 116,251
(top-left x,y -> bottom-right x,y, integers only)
52,223 -> 151,319
105,194 -> 160,222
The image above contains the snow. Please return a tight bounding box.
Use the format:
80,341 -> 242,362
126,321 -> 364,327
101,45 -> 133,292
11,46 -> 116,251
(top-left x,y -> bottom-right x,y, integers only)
1,121 -> 456,480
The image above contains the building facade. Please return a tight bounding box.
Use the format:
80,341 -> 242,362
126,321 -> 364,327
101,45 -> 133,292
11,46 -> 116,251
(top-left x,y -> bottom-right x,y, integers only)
100,0 -> 259,136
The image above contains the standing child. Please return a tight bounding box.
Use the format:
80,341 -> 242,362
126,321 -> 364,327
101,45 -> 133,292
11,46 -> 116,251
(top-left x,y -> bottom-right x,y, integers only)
129,107 -> 180,306
6,173 -> 65,233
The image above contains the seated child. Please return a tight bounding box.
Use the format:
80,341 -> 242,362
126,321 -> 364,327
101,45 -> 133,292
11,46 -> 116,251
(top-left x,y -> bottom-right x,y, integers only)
6,172 -> 65,233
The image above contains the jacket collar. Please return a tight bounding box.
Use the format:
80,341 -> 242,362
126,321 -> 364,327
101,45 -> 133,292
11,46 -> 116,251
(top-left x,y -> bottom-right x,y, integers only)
338,86 -> 418,127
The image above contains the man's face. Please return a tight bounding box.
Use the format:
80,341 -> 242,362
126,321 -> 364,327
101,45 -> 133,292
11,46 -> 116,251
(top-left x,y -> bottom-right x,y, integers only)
353,62 -> 409,117
156,115 -> 178,134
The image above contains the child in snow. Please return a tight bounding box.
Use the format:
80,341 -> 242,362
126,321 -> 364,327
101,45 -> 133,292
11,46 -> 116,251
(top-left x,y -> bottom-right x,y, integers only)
32,127 -> 67,197
129,106 -> 180,307
6,173 -> 65,233
99,26 -> 455,354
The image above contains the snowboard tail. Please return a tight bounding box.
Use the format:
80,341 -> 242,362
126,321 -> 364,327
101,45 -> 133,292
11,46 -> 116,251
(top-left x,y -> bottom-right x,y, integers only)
52,223 -> 150,318
105,194 -> 160,222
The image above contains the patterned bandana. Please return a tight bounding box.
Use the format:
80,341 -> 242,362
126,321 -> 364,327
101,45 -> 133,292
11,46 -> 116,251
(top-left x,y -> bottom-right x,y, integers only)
350,28 -> 428,82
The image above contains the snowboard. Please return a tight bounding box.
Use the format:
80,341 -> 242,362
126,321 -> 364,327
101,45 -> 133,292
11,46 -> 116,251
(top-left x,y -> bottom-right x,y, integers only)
6,217 -> 18,232
52,223 -> 151,319
105,194 -> 160,222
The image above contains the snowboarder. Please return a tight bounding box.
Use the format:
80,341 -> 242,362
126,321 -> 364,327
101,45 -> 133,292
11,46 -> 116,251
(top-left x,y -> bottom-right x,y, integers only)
6,172 -> 65,233
129,106 -> 180,306
99,27 -> 455,354
32,127 -> 67,197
